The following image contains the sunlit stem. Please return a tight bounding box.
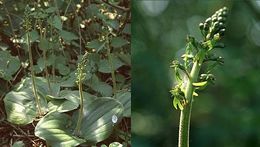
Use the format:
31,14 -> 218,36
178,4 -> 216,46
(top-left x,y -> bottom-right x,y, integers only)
40,25 -> 52,94
178,51 -> 205,147
27,32 -> 42,115
74,76 -> 84,135
74,51 -> 88,135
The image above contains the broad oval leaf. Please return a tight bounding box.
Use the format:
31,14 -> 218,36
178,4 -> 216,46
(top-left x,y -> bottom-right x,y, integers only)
0,51 -> 21,81
35,112 -> 85,147
111,37 -> 128,48
73,97 -> 124,144
86,39 -> 106,52
4,77 -> 58,125
47,90 -> 97,113
59,30 -> 78,42
4,88 -> 47,125
98,55 -> 124,73
114,91 -> 131,117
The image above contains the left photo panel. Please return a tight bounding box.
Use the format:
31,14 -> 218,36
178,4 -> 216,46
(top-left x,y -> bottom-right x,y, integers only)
0,1 -> 131,146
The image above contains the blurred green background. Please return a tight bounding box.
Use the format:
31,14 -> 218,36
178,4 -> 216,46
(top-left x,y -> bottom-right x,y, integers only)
132,0 -> 260,147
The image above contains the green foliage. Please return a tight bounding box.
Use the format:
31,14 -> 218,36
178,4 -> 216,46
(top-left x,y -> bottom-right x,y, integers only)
35,97 -> 123,146
0,51 -> 20,81
0,0 -> 130,146
35,112 -> 86,147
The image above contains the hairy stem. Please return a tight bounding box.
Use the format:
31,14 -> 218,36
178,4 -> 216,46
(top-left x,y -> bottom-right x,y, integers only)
27,33 -> 42,115
178,51 -> 205,147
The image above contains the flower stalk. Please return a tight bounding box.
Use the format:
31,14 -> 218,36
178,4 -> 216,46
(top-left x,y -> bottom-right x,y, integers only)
24,6 -> 42,115
170,7 -> 228,147
74,51 -> 88,135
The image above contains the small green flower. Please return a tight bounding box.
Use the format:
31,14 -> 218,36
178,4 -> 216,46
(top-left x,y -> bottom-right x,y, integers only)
199,7 -> 228,40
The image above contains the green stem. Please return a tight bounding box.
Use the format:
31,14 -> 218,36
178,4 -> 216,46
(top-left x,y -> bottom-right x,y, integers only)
40,26 -> 52,94
178,51 -> 205,147
74,74 -> 84,135
106,36 -> 117,96
27,33 -> 42,115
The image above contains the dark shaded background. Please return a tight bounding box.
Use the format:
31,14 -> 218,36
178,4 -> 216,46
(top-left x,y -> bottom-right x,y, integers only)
132,0 -> 260,146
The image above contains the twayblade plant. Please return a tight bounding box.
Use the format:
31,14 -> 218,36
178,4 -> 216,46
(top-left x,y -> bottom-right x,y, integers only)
24,6 -> 42,115
170,7 -> 228,147
74,51 -> 88,135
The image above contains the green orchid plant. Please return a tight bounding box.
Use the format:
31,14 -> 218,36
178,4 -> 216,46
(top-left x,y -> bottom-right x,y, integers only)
170,7 -> 228,147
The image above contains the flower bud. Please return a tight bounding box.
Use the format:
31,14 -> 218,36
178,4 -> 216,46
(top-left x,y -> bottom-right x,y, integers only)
199,23 -> 204,30
219,28 -> 225,36
212,17 -> 217,22
217,16 -> 226,22
204,23 -> 209,31
205,18 -> 211,23
213,33 -> 220,41
222,7 -> 228,11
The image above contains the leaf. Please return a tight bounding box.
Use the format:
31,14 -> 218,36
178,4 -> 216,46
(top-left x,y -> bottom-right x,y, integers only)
122,24 -> 131,34
85,4 -> 100,18
36,97 -> 123,146
115,90 -> 131,117
117,53 -> 131,65
28,30 -> 39,42
88,75 -> 112,97
36,58 -> 45,72
47,90 -> 97,113
98,55 -> 124,73
48,15 -> 62,30
59,30 -> 78,42
74,97 -> 124,143
173,97 -> 178,110
111,37 -> 128,48
193,91 -> 199,97
86,39 -> 106,52
192,81 -> 208,87
39,38 -> 50,51
35,112 -> 86,147
4,77 -> 60,125
56,64 -> 70,75
4,88 -> 47,125
45,7 -> 57,13
0,42 -> 9,51
0,51 -> 20,81
173,97 -> 184,110
175,69 -> 182,82
109,142 -> 123,147
105,20 -> 120,30
60,71 -> 77,87
12,141 -> 25,147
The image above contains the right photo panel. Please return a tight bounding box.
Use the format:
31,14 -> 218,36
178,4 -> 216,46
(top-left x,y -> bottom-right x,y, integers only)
132,1 -> 260,147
